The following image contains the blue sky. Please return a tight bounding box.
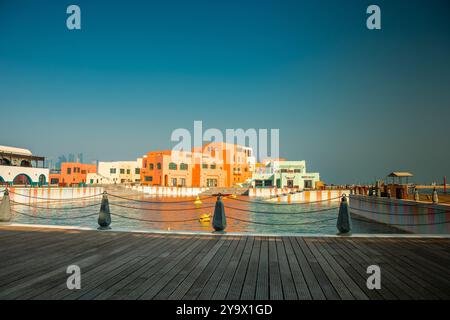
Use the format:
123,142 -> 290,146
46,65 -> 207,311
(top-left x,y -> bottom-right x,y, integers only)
0,0 -> 449,184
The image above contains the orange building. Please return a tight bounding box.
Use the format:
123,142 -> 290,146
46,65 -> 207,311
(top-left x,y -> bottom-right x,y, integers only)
140,143 -> 254,188
140,151 -> 193,187
191,151 -> 227,187
202,142 -> 253,186
49,162 -> 97,186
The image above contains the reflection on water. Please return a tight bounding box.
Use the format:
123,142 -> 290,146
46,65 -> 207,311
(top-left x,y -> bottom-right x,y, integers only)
10,195 -> 406,234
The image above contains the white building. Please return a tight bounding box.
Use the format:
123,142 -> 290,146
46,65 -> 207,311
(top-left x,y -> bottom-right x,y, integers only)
252,160 -> 320,190
87,158 -> 144,185
0,145 -> 49,186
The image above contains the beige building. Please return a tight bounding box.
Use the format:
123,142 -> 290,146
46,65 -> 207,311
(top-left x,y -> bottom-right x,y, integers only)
87,158 -> 144,185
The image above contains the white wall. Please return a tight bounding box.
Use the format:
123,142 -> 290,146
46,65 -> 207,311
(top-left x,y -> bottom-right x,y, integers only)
97,160 -> 142,184
0,165 -> 49,185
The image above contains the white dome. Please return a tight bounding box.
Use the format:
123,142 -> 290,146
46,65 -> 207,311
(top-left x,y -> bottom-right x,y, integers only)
0,145 -> 33,156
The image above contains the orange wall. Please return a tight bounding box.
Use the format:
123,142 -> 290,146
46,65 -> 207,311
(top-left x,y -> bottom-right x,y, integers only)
53,162 -> 97,185
140,143 -> 253,188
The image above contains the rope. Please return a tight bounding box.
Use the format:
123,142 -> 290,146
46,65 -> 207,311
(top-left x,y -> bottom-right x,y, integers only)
108,193 -> 214,204
351,195 -> 450,210
350,214 -> 450,227
11,200 -> 101,210
11,208 -> 98,220
110,212 -> 201,223
228,195 -> 343,205
7,190 -> 103,201
348,206 -> 450,216
226,216 -> 336,226
108,202 -> 215,211
224,204 -> 340,215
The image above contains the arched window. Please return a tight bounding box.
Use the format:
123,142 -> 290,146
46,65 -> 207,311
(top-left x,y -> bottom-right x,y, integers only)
38,174 -> 46,186
12,174 -> 32,186
169,162 -> 177,170
1,158 -> 11,166
20,160 -> 32,167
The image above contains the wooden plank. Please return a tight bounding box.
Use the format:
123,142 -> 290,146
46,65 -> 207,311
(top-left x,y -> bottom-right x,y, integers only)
225,236 -> 254,300
281,237 -> 313,300
275,237 -> 298,300
294,237 -> 340,299
181,238 -> 234,300
268,237 -> 283,300
255,237 -> 269,300
240,236 -> 261,300
197,237 -> 241,300
211,237 -> 247,300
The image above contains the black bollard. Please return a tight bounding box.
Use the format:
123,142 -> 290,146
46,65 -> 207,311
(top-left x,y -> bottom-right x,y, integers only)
98,191 -> 111,230
336,194 -> 352,235
0,189 -> 11,222
212,194 -> 226,232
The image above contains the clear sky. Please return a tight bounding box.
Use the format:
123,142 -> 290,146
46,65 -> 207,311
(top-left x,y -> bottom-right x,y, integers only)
0,0 -> 449,184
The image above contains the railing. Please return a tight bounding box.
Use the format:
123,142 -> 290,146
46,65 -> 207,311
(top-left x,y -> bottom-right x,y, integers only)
1,188 -> 449,234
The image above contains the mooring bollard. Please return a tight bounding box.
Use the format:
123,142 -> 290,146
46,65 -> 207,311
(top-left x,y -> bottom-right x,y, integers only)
0,189 -> 12,222
212,194 -> 226,232
414,189 -> 420,201
98,191 -> 111,230
432,188 -> 439,204
375,181 -> 381,197
337,194 -> 352,235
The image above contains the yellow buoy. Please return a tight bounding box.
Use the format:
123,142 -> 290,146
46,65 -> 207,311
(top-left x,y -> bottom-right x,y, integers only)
194,195 -> 202,206
199,214 -> 211,223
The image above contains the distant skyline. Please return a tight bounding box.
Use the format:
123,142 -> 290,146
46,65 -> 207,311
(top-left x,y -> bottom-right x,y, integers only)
1,0 -> 449,184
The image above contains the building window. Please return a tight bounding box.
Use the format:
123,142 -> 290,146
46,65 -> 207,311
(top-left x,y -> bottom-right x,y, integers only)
110,168 -> 116,174
67,168 -> 71,174
144,176 -> 153,182
169,162 -> 177,170
206,179 -> 217,187
171,178 -> 177,186
157,163 -> 161,170
202,164 -> 208,169
127,169 -> 130,174
149,163 -> 154,170
210,164 -> 216,169
120,169 -> 125,174
135,168 -> 140,174
180,178 -> 186,187
180,163 -> 188,170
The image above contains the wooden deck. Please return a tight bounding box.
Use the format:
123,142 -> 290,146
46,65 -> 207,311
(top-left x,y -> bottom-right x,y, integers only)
0,225 -> 449,300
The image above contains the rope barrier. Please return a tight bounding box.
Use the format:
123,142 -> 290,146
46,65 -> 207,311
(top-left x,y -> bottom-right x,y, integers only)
11,200 -> 101,210
228,195 -> 343,205
348,206 -> 450,216
110,212 -> 201,223
226,216 -> 336,226
224,204 -> 340,215
351,194 -> 450,210
108,202 -> 215,211
10,208 -> 98,220
349,213 -> 450,227
7,190 -> 103,201
108,193 -> 214,204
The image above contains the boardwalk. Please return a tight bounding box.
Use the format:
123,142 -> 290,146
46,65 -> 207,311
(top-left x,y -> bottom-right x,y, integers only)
0,225 -> 449,300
